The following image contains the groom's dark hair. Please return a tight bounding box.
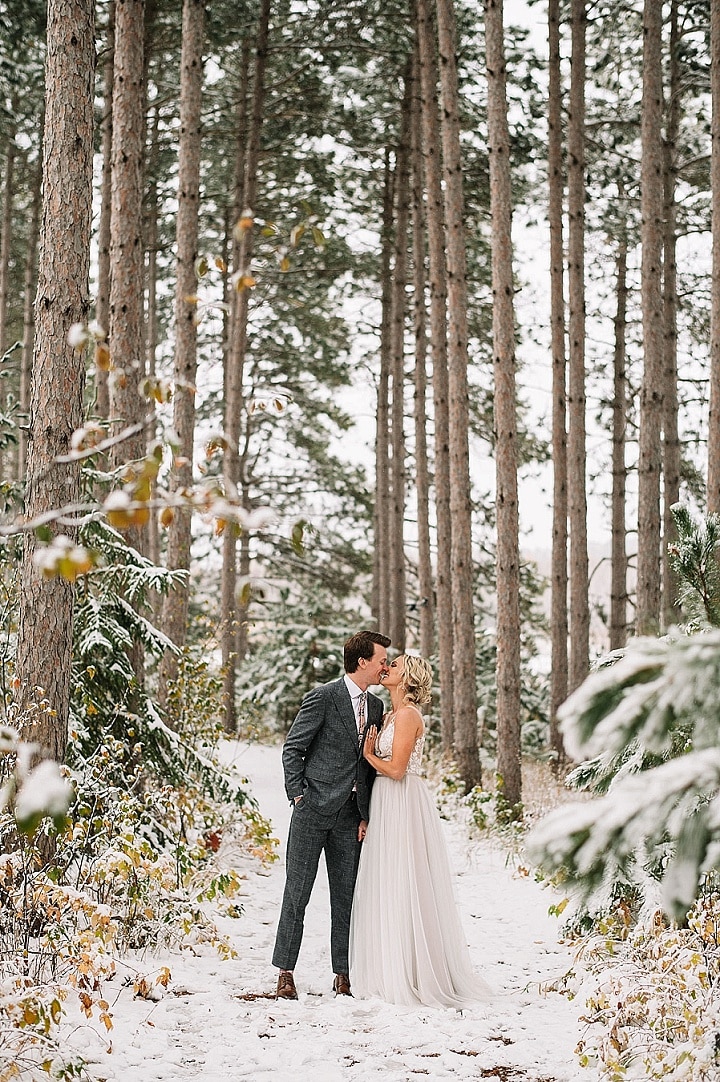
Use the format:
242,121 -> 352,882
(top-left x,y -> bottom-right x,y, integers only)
344,630 -> 391,674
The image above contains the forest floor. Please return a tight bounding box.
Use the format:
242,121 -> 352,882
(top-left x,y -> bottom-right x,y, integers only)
61,741 -> 595,1082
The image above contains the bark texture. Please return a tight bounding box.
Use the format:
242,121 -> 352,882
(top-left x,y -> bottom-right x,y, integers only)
547,0 -> 568,758
95,0 -> 114,420
610,219 -> 628,651
710,0 -> 720,513
410,50 -> 435,661
436,0 -> 480,789
636,0 -> 665,635
221,0 -> 270,733
15,0 -> 94,763
388,74 -> 412,654
567,0 -> 589,691
159,0 -> 206,704
414,0 -> 454,750
485,0 -> 521,813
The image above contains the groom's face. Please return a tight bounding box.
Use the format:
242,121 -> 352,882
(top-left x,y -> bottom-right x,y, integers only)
359,643 -> 389,688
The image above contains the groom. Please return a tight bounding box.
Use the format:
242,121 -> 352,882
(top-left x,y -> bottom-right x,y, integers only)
272,629 -> 391,1000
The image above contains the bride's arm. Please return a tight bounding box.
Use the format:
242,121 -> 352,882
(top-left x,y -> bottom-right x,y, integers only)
363,708 -> 422,781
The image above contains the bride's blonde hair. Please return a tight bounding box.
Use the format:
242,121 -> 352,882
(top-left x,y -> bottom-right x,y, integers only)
399,655 -> 432,707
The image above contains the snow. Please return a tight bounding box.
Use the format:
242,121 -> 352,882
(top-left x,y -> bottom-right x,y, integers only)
14,758 -> 73,821
60,741 -> 594,1081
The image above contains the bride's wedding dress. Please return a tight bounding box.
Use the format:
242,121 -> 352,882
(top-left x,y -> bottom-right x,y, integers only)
349,717 -> 491,1008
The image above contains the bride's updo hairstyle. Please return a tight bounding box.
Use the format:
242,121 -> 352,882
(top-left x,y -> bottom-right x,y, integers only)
399,655 -> 432,707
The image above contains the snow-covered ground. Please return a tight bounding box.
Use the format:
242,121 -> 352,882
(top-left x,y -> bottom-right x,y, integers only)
64,741 -> 594,1081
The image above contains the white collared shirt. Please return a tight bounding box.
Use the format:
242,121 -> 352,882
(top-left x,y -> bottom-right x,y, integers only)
344,674 -> 366,732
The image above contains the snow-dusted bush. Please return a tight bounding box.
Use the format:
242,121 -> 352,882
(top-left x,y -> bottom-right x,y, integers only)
573,888 -> 720,1079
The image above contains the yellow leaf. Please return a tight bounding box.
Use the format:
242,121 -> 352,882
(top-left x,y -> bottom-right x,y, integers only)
95,342 -> 112,371
234,214 -> 254,238
160,506 -> 175,528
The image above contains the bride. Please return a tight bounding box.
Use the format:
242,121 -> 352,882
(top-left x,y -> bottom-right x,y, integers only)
349,654 -> 491,1008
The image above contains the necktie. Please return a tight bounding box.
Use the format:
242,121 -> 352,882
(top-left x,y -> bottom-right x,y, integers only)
357,691 -> 367,745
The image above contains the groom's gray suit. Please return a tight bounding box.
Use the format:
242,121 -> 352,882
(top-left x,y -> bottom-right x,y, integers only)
272,677 -> 384,977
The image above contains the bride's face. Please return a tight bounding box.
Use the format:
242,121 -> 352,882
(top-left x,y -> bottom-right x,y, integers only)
380,656 -> 405,689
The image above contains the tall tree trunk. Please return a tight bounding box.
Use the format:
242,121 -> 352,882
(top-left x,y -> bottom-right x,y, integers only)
95,0 -> 114,420
410,50 -> 435,661
710,0 -> 720,513
221,0 -> 270,733
16,0 -> 94,763
567,0 -> 589,691
414,0 -> 453,751
436,0 -> 479,790
0,129 -> 16,362
547,0 -> 567,760
609,212 -> 629,652
485,0 -> 521,814
636,0 -> 664,635
159,0 -> 206,706
373,151 -> 394,635
388,75 -> 412,654
18,158 -> 42,481
662,0 -> 681,630
228,43 -> 252,660
109,0 -> 146,484
144,105 -> 160,574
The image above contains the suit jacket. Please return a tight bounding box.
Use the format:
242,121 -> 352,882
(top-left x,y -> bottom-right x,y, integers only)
282,677 -> 384,822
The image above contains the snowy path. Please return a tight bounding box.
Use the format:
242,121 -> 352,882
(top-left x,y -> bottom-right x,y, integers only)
67,741 -> 593,1082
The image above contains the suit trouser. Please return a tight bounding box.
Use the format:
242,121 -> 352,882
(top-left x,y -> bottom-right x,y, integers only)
272,793 -> 361,975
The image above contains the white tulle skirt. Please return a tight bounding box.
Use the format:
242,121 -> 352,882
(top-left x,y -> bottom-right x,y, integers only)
349,773 -> 491,1009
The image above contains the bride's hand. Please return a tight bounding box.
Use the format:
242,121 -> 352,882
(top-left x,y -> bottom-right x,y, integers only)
363,725 -> 377,760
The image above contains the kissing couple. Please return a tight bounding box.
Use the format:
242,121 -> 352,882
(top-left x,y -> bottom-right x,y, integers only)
271,629 -> 491,1008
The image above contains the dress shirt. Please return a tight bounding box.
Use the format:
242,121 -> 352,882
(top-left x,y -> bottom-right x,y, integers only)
344,674 -> 367,736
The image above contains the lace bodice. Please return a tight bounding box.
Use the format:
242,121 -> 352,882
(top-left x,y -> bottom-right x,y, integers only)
375,715 -> 424,777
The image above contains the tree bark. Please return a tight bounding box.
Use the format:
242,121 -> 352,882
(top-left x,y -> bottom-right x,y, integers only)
144,105 -> 160,575
18,158 -> 42,481
413,0 -> 452,753
636,0 -> 665,635
410,49 -> 435,661
109,0 -> 147,495
95,0 -> 114,420
662,0 -> 681,630
159,0 -> 206,706
227,43 -> 252,660
15,0 -> 94,764
388,74 -> 412,654
710,0 -> 720,513
567,0 -> 589,691
221,0 -> 270,733
373,150 -> 394,636
609,212 -> 629,652
414,0 -> 453,752
0,129 -> 16,363
436,0 -> 480,790
547,0 -> 567,760
485,0 -> 521,813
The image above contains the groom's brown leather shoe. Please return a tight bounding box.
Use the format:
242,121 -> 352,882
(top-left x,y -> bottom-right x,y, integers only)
276,971 -> 298,1000
333,973 -> 352,997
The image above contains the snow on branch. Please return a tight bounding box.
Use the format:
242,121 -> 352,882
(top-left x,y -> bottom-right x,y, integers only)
528,630 -> 720,919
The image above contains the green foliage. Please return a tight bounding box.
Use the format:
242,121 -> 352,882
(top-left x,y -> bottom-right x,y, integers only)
529,630 -> 720,921
235,588 -> 369,735
669,505 -> 720,630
